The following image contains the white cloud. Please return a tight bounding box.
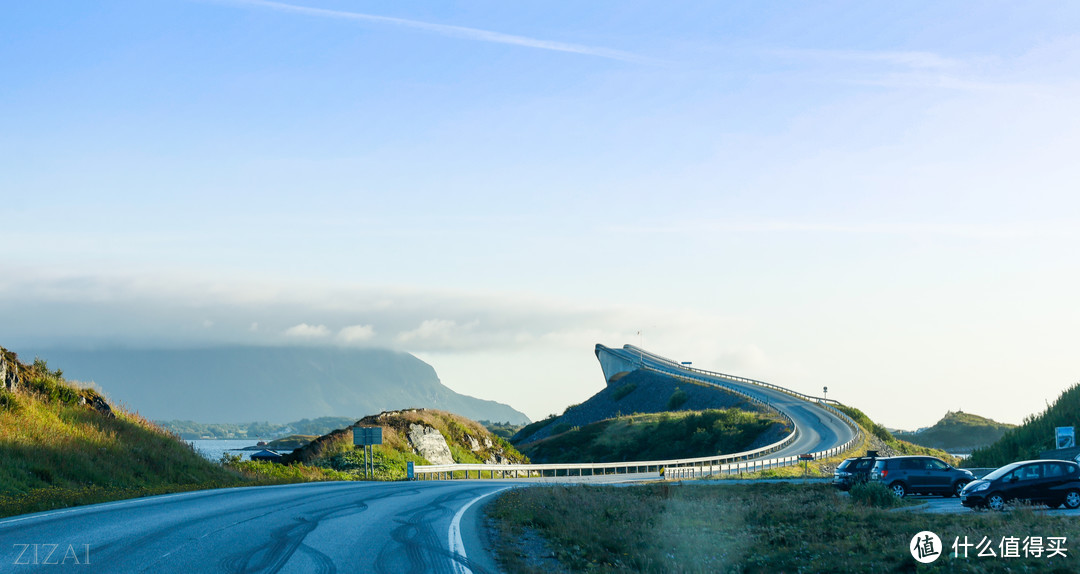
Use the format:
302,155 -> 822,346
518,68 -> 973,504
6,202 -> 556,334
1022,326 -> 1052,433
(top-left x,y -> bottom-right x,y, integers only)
396,319 -> 479,349
338,324 -> 375,343
283,323 -> 330,338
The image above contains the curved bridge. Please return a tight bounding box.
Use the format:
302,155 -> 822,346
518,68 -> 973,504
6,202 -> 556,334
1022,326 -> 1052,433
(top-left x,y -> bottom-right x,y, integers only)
411,344 -> 861,480
596,344 -> 859,465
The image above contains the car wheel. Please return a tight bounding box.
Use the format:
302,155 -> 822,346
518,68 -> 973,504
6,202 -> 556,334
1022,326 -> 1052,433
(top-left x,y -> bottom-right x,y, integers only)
1064,490 -> 1080,509
987,493 -> 1006,511
890,482 -> 906,498
951,480 -> 969,498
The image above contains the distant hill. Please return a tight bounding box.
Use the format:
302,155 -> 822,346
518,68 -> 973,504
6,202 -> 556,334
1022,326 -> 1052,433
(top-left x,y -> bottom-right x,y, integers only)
20,347 -> 530,425
512,369 -> 767,445
893,411 -> 1015,453
967,383 -> 1080,467
156,416 -> 359,440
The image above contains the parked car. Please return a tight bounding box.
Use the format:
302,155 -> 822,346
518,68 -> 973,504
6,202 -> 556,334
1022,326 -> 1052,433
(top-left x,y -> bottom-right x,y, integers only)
869,455 -> 974,497
960,460 -> 1080,511
832,453 -> 879,491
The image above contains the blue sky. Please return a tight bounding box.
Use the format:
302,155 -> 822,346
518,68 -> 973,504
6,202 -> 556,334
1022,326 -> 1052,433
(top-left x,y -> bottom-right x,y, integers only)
4,1 -> 1080,427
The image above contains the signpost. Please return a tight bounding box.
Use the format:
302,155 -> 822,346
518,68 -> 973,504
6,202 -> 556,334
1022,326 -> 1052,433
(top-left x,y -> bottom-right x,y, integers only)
1057,427 -> 1075,449
799,453 -> 814,477
353,427 -> 383,479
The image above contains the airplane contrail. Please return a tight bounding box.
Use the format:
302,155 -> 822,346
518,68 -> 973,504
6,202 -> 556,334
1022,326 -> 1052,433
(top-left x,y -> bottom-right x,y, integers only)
219,0 -> 652,64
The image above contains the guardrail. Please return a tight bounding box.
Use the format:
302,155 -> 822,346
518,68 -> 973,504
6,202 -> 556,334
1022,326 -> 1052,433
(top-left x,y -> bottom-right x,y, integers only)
411,346 -> 863,481
622,345 -> 842,406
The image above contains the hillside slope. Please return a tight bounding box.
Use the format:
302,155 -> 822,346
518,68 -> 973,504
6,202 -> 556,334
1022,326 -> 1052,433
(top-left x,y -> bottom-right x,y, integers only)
24,346 -> 529,425
893,411 -> 1015,453
521,409 -> 790,464
0,347 -> 239,499
512,369 -> 766,445
285,408 -> 528,479
967,382 -> 1080,467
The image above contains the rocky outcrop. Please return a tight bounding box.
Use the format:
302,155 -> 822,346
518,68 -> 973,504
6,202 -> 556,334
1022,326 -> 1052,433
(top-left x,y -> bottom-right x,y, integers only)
407,424 -> 454,465
79,394 -> 115,419
1,351 -> 20,392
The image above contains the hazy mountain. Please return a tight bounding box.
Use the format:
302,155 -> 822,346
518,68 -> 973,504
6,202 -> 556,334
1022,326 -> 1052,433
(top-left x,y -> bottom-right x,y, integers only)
21,346 -> 529,425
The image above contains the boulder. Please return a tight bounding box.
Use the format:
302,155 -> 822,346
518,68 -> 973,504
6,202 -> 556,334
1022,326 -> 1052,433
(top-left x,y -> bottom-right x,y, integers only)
407,424 -> 454,465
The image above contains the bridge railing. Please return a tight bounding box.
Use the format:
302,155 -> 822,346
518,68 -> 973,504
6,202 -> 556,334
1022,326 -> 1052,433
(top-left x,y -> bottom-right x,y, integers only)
623,345 -> 843,406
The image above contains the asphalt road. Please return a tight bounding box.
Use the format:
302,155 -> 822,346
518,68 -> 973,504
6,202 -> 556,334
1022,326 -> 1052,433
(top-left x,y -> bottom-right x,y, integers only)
608,346 -> 857,458
0,481 -> 523,574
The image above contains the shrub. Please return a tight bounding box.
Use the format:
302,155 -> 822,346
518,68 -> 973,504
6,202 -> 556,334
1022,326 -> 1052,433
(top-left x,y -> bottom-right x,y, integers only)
849,481 -> 903,508
666,387 -> 688,411
611,383 -> 637,401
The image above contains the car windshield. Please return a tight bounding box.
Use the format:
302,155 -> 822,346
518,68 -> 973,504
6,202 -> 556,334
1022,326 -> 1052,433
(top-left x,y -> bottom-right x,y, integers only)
837,460 -> 853,471
982,462 -> 1024,481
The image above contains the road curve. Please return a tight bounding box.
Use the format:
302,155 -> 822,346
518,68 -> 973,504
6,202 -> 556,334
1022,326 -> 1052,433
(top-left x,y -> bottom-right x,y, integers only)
0,481 -> 511,574
598,344 -> 857,459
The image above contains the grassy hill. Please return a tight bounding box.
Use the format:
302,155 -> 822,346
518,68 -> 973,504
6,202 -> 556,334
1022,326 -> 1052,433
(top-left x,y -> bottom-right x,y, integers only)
967,382 -> 1080,467
0,347 -> 351,517
285,409 -> 529,480
520,409 -> 789,464
893,411 -> 1015,453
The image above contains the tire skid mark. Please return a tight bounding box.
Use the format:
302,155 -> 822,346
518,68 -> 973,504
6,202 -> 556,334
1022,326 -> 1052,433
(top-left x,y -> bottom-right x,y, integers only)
219,487 -> 423,574
373,486 -> 499,574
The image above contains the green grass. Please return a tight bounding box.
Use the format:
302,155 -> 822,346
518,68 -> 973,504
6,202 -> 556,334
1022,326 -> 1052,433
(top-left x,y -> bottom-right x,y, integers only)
520,409 -> 787,464
487,482 -> 1080,573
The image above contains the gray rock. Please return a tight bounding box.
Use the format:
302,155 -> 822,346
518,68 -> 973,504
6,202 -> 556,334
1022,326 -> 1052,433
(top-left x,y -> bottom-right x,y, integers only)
407,424 -> 454,465
1,353 -> 19,393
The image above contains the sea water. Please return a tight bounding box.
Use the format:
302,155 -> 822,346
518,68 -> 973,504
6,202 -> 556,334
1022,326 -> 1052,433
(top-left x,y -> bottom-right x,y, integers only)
187,439 -> 270,463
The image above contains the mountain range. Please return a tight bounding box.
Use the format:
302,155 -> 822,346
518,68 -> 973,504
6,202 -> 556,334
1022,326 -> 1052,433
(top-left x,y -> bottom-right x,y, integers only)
21,346 -> 529,425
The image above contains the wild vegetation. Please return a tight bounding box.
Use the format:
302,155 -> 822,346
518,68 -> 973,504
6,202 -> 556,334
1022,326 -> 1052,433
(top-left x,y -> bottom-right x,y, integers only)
967,382 -> 1080,468
894,411 -> 1015,453
519,409 -> 787,464
487,482 -> 1080,573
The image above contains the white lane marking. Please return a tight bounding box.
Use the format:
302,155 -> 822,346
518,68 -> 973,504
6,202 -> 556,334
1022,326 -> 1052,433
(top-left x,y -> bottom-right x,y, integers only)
448,487 -> 512,574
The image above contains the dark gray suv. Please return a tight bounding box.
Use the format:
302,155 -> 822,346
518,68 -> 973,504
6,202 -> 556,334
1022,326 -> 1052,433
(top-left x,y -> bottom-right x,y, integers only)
869,456 -> 974,498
